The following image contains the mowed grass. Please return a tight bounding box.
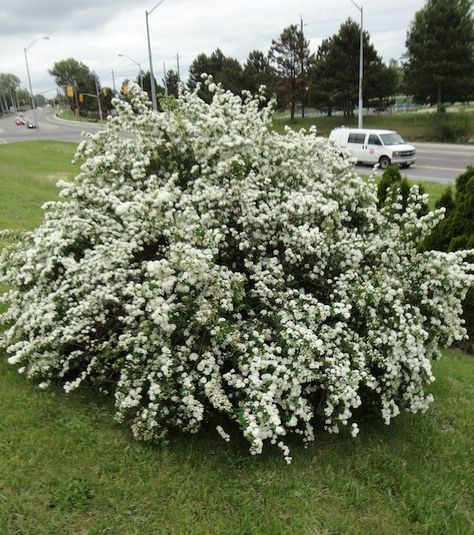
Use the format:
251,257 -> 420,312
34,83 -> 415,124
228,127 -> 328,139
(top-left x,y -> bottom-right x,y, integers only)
371,175 -> 447,211
0,350 -> 473,535
59,110 -> 105,124
0,141 -> 473,534
0,141 -> 78,232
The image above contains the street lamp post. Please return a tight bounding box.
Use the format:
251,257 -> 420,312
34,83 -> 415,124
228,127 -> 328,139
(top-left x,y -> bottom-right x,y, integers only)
24,36 -> 50,129
118,54 -> 143,90
146,0 -> 166,111
350,0 -> 363,128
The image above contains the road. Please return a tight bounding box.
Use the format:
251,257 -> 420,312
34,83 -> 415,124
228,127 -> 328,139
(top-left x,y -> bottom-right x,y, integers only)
1,108 -> 473,184
0,108 -> 104,144
361,142 -> 473,184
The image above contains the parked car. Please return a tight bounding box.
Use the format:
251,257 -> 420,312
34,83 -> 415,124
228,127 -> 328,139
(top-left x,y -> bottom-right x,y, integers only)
15,118 -> 26,125
329,127 -> 416,169
26,121 -> 38,129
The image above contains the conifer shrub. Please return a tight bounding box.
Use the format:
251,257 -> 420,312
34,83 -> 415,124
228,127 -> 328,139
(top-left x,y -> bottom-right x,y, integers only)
377,165 -> 428,217
424,166 -> 474,351
1,82 -> 472,461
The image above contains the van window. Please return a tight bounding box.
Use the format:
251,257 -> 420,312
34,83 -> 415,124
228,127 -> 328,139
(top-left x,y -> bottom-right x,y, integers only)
368,134 -> 382,146
348,133 -> 366,144
380,133 -> 405,145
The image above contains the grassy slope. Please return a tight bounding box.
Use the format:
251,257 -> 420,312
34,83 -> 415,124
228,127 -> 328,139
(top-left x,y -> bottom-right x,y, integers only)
273,110 -> 474,141
0,141 -> 473,534
0,141 -> 77,232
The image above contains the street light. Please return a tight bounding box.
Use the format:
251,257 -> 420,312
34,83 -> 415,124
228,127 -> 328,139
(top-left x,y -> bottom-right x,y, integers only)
350,0 -> 363,128
24,36 -> 50,130
118,54 -> 143,90
146,0 -> 166,111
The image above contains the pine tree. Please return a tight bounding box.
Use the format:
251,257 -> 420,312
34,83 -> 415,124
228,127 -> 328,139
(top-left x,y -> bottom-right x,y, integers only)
405,0 -> 474,112
269,25 -> 313,121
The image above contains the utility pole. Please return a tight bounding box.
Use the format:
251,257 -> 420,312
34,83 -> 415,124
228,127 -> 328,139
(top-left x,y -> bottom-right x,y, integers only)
94,77 -> 103,121
176,53 -> 180,81
112,69 -> 116,94
163,61 -> 168,96
9,88 -> 15,111
0,92 -> 7,114
72,78 -> 80,115
351,0 -> 364,128
146,0 -> 166,111
24,36 -> 49,135
300,15 -> 305,119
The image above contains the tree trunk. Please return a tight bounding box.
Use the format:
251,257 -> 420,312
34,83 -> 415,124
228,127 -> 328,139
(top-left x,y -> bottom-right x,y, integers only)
343,100 -> 351,121
290,75 -> 296,121
437,83 -> 445,113
327,105 -> 332,117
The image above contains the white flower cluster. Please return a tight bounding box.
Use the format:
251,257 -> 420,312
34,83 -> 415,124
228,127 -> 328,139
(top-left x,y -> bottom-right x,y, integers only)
1,80 -> 472,462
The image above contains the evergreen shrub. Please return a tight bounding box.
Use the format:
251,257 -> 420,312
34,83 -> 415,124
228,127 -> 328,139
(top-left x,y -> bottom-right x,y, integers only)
377,164 -> 428,217
424,166 -> 474,351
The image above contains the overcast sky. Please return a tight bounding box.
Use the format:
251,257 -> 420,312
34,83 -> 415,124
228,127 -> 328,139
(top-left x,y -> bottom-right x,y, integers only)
0,0 -> 426,96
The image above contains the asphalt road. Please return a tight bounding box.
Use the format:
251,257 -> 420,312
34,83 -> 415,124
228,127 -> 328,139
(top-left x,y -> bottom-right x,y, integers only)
1,108 -> 473,184
0,107 -> 104,144
363,141 -> 474,184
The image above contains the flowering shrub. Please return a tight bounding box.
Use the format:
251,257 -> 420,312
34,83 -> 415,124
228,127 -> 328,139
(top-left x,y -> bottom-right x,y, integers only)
1,81 -> 472,462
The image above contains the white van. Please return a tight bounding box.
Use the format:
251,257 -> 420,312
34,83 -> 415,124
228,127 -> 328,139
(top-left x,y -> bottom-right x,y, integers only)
329,128 -> 416,169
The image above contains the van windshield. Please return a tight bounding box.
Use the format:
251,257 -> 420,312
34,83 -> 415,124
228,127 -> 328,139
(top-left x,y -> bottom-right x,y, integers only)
380,133 -> 405,145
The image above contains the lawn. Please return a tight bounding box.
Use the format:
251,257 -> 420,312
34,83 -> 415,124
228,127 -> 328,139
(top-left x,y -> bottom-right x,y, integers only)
59,110 -> 105,123
0,141 -> 473,534
0,141 -> 77,232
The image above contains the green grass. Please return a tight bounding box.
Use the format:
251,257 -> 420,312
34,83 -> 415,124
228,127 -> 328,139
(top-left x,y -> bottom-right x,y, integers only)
273,110 -> 474,142
0,141 -> 473,534
371,176 -> 447,211
0,141 -> 77,232
0,350 -> 472,534
59,110 -> 104,123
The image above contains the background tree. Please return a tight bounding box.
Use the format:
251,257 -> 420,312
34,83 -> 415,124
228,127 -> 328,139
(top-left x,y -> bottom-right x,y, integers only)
269,25 -> 313,121
188,52 -> 214,92
242,50 -> 278,101
388,59 -> 406,96
16,88 -> 30,108
49,58 -> 90,88
120,78 -> 130,99
309,19 -> 394,120
139,71 -> 165,105
188,49 -> 244,102
49,58 -> 100,114
404,0 -> 474,112
367,62 -> 397,112
34,94 -> 47,107
0,73 -> 21,112
100,87 -> 115,114
164,69 -> 180,98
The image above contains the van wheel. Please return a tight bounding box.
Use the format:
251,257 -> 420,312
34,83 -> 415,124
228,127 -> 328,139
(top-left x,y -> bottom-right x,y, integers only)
379,156 -> 390,170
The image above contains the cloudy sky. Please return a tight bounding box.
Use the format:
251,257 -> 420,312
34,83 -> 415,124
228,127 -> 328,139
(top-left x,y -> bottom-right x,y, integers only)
0,0 -> 426,95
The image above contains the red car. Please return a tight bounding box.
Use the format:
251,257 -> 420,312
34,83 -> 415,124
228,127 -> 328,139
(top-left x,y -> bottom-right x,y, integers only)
15,118 -> 26,125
